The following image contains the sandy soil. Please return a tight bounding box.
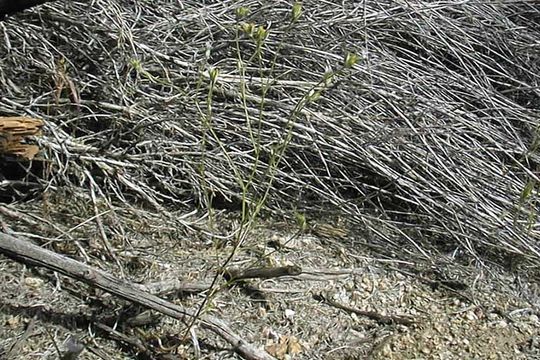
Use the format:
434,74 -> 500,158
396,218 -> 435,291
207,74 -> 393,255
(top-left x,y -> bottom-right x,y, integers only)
1,207 -> 539,359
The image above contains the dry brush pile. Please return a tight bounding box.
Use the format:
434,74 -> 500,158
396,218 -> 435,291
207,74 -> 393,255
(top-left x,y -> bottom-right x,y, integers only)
0,0 -> 539,268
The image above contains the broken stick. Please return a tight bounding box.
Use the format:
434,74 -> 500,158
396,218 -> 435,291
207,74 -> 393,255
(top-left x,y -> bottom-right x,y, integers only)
0,232 -> 274,360
224,265 -> 303,281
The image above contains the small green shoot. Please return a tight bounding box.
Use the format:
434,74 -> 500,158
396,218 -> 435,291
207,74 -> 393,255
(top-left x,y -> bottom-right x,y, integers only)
344,52 -> 359,68
291,2 -> 302,23
235,6 -> 249,19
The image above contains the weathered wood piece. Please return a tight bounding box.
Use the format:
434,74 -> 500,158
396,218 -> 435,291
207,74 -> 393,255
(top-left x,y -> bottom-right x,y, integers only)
224,265 -> 303,281
0,117 -> 44,160
0,232 -> 275,360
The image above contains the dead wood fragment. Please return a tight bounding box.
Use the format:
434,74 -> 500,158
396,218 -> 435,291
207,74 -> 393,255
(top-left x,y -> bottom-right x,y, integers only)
0,233 -> 275,360
0,117 -> 44,160
224,265 -> 303,281
0,117 -> 43,138
314,293 -> 415,326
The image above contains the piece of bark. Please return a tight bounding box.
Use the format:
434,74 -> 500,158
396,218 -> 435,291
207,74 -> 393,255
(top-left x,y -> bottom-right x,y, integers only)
0,233 -> 275,360
0,117 -> 43,137
224,265 -> 302,281
0,117 -> 44,160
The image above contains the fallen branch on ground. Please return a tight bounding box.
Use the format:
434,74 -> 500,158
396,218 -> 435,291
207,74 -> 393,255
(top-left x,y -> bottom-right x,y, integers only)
224,265 -> 303,281
0,232 -> 275,360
